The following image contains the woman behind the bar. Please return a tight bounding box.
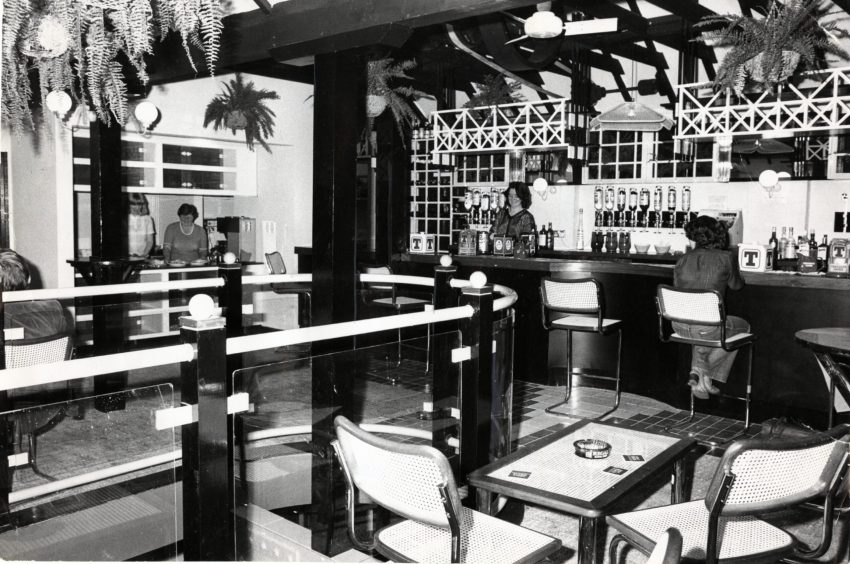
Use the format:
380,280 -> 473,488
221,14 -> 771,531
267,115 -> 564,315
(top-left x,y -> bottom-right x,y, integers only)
491,181 -> 537,239
162,203 -> 207,263
127,193 -> 154,258
673,215 -> 747,399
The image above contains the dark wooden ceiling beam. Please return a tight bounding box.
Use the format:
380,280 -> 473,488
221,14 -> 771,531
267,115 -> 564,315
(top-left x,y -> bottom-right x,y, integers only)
149,0 -> 545,85
564,0 -> 648,34
268,23 -> 413,63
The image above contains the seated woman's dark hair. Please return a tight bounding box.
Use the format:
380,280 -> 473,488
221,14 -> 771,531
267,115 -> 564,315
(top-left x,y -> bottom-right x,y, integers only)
177,203 -> 199,220
685,215 -> 729,250
508,181 -> 532,209
0,249 -> 30,291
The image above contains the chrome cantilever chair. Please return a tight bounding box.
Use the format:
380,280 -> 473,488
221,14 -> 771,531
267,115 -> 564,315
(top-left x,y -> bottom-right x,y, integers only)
265,251 -> 312,329
331,415 -> 561,563
4,333 -> 74,477
361,266 -> 431,377
645,528 -> 682,564
655,285 -> 756,444
606,425 -> 850,564
539,277 -> 622,416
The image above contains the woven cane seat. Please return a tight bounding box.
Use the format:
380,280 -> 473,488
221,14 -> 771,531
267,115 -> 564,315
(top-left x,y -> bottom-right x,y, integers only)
552,316 -> 620,330
377,505 -> 560,564
668,331 -> 753,347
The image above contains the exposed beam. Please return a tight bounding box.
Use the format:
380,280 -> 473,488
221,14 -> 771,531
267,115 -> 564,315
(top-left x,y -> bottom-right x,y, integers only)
564,0 -> 648,35
149,0 -> 545,85
641,0 -> 714,23
252,0 -> 272,15
268,23 -> 413,63
568,39 -> 668,69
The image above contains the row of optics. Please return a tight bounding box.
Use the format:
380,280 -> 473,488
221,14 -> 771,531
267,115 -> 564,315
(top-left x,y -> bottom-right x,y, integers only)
45,91 -> 159,136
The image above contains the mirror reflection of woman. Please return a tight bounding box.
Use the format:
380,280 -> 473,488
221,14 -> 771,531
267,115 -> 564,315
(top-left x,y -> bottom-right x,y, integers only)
162,203 -> 208,263
491,181 -> 537,239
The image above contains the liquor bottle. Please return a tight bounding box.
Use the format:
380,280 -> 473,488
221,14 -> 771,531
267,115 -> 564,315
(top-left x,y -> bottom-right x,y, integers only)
472,189 -> 481,226
778,227 -> 788,259
808,231 -> 818,258
593,186 -> 603,211
768,227 -> 778,267
681,186 -> 691,213
539,223 -> 548,249
574,211 -> 583,250
639,187 -> 650,230
545,222 -> 553,250
784,227 -> 797,259
481,192 -> 491,225
667,186 -> 677,211
818,234 -> 829,271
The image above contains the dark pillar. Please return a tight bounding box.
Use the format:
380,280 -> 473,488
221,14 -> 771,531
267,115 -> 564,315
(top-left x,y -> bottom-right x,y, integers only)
180,313 -> 234,561
375,112 -> 409,263
0,297 -> 9,529
431,263 -> 458,466
310,50 -> 365,553
458,280 -> 494,482
88,120 -> 130,411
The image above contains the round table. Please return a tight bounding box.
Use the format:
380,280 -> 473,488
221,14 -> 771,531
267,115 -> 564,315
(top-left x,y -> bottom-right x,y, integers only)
795,328 -> 850,428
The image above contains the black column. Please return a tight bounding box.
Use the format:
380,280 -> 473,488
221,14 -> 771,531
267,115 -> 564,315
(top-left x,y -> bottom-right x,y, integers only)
310,50 -> 365,554
88,121 -> 131,411
375,113 -> 409,263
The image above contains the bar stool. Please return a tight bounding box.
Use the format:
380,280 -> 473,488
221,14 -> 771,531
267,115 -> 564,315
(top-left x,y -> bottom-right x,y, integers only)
265,252 -> 312,328
655,284 -> 756,444
540,277 -> 623,416
362,266 -> 431,378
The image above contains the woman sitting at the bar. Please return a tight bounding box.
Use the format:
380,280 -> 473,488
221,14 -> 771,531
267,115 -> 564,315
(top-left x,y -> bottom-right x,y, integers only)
162,203 -> 208,263
491,181 -> 537,239
1,249 -> 69,339
673,215 -> 747,399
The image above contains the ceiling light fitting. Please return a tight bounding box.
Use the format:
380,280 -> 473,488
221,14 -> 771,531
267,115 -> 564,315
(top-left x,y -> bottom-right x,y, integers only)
589,101 -> 674,132
134,101 -> 159,137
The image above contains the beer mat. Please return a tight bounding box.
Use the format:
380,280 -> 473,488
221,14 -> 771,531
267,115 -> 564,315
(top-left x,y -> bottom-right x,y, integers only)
623,454 -> 644,462
603,466 -> 627,475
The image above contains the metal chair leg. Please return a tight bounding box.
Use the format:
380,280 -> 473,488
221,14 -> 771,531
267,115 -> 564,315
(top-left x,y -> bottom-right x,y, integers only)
545,330 -> 574,416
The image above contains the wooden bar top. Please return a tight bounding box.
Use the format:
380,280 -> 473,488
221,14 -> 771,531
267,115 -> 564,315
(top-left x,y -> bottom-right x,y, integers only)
398,252 -> 850,290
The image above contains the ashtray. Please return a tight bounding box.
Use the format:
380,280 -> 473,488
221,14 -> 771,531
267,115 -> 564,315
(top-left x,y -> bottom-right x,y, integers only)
573,439 -> 612,459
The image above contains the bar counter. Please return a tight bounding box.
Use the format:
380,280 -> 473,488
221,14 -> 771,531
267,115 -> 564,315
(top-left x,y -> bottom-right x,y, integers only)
396,251 -> 850,425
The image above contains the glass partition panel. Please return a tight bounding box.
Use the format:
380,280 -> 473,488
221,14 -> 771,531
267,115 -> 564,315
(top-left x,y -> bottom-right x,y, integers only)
231,329 -> 460,560
0,384 -> 179,561
492,312 -> 515,460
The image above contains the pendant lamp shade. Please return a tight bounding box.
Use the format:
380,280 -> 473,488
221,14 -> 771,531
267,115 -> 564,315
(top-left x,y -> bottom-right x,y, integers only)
589,101 -> 673,132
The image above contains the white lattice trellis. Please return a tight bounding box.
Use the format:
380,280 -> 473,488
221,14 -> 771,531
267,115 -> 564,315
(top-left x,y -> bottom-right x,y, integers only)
676,66 -> 850,140
430,98 -> 586,157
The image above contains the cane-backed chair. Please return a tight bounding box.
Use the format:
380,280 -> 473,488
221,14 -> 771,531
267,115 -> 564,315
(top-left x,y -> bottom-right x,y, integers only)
540,277 -> 623,416
265,251 -> 312,328
607,425 -> 850,564
646,528 -> 683,564
332,415 -> 561,563
4,333 -> 74,477
655,285 -> 756,444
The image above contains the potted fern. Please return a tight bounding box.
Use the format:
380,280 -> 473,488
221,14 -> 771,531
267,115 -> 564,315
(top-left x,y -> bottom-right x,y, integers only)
366,58 -> 427,142
204,74 -> 280,153
695,0 -> 849,96
464,74 -> 525,108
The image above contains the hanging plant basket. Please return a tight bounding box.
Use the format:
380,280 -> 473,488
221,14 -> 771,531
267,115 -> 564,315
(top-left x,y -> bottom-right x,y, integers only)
225,110 -> 249,130
366,94 -> 388,117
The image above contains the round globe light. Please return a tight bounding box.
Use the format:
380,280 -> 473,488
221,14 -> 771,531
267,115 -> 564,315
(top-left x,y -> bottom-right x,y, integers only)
524,11 -> 563,39
439,254 -> 453,267
469,271 -> 487,289
134,101 -> 159,126
188,294 -> 216,320
758,169 -> 779,188
45,90 -> 72,114
222,252 -> 237,264
532,177 -> 548,195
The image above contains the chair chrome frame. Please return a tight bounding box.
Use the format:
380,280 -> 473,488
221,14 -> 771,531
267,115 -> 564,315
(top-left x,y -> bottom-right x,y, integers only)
539,277 -> 622,417
331,415 -> 561,564
607,425 -> 850,564
655,284 -> 756,445
361,266 -> 431,378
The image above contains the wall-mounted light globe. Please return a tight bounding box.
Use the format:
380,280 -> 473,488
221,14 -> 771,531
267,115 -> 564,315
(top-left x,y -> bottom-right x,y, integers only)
439,254 -> 453,267
532,177 -> 549,195
45,91 -> 72,115
134,101 -> 159,128
188,294 -> 216,320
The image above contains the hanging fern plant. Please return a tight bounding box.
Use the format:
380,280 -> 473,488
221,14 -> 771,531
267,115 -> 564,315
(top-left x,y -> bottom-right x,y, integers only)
695,0 -> 849,96
366,57 -> 427,143
203,74 -> 279,152
2,0 -> 223,133
464,74 -> 525,108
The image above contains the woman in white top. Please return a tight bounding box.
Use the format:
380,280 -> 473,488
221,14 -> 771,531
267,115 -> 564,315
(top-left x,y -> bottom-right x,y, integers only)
127,193 -> 154,258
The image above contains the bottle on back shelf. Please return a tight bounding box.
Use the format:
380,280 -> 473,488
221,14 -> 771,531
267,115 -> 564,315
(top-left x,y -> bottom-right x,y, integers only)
539,223 -> 549,249
778,227 -> 788,259
818,234 -> 829,271
550,221 -> 557,250
808,231 -> 818,258
784,227 -> 797,259
768,226 -> 778,266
